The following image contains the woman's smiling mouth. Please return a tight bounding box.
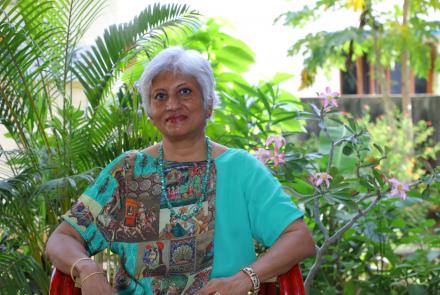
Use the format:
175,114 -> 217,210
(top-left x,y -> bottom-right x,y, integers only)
166,115 -> 187,124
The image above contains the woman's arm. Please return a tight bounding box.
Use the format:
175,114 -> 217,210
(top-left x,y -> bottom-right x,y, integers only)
46,222 -> 114,294
196,218 -> 315,295
249,218 -> 315,282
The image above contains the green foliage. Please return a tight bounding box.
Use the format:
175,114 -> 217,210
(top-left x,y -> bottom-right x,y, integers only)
267,100 -> 440,294
277,0 -> 440,87
359,108 -> 440,182
0,251 -> 49,294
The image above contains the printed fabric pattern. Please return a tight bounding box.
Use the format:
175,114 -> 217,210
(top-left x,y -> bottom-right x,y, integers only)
63,151 -> 216,294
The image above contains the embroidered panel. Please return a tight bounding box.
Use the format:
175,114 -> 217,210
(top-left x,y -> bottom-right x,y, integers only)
97,153 -> 216,294
65,152 -> 217,294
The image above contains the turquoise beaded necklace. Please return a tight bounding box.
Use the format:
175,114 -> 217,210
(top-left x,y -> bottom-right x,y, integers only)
158,137 -> 212,221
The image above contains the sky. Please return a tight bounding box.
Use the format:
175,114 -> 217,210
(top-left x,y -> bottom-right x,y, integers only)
81,0 -> 361,96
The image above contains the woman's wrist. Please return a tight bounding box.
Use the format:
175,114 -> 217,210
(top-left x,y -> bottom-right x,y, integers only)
240,266 -> 261,294
232,270 -> 253,292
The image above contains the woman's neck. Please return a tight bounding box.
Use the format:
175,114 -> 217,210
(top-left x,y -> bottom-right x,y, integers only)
161,134 -> 207,162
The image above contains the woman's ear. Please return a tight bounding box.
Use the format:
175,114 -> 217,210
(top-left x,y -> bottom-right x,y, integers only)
206,103 -> 213,118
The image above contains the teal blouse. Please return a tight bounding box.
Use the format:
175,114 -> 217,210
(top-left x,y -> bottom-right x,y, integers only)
62,148 -> 303,294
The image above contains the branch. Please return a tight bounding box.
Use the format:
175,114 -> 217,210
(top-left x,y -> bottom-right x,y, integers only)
313,192 -> 329,240
355,191 -> 378,204
304,191 -> 382,292
326,141 -> 335,173
282,185 -> 313,200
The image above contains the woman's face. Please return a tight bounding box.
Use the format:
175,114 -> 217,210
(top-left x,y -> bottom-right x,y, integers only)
148,71 -> 211,141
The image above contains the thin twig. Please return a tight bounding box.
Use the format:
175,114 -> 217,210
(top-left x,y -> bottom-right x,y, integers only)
313,192 -> 329,240
304,192 -> 382,292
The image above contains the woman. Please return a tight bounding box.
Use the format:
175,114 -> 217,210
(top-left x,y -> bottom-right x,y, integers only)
46,47 -> 315,295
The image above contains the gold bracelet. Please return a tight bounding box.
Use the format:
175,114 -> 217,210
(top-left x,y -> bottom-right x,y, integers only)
80,271 -> 105,288
240,266 -> 261,295
70,257 -> 93,281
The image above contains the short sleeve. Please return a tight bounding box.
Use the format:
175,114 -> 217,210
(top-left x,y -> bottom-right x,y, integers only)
243,152 -> 304,247
61,152 -> 128,256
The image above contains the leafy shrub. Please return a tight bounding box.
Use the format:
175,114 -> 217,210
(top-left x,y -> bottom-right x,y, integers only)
255,90 -> 440,294
359,106 -> 440,182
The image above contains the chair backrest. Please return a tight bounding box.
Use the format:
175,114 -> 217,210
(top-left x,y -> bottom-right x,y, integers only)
49,269 -> 81,295
49,264 -> 305,295
259,264 -> 305,295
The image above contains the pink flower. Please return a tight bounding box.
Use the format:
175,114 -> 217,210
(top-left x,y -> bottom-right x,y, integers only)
254,148 -> 272,164
254,135 -> 287,167
314,172 -> 333,188
388,178 -> 409,200
266,135 -> 286,152
308,174 -> 317,186
271,151 -> 286,166
318,86 -> 340,108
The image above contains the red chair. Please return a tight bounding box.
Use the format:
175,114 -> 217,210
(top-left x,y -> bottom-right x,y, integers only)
259,264 -> 305,295
50,264 -> 304,295
49,269 -> 81,295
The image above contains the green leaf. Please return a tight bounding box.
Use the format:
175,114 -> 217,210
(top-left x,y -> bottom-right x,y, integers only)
216,45 -> 255,69
372,168 -> 385,187
373,143 -> 384,154
270,72 -> 294,84
310,103 -> 321,116
342,144 -> 354,156
408,285 -> 428,295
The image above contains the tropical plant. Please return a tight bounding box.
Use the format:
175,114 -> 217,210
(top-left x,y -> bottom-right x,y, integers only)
256,89 -> 440,294
0,0 -> 199,292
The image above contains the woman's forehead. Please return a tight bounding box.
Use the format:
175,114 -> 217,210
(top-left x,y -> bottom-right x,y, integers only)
151,71 -> 199,88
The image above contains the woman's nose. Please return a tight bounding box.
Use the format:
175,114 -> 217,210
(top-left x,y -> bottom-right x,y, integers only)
165,95 -> 181,110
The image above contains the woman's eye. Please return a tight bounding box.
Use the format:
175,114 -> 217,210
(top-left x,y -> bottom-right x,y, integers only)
179,88 -> 192,96
153,92 -> 167,100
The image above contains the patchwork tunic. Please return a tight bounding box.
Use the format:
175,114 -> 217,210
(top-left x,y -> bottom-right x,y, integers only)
63,149 -> 304,294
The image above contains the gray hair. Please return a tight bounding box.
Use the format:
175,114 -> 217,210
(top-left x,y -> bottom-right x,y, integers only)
139,46 -> 219,116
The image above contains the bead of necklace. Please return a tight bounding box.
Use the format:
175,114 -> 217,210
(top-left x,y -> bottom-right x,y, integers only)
158,137 -> 212,221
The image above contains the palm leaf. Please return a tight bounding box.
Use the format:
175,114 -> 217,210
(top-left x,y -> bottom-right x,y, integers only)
0,0 -> 57,154
39,0 -> 107,87
0,251 -> 49,294
72,3 -> 200,107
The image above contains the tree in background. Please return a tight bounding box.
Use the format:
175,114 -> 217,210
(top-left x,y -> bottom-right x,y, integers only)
277,0 -> 440,116
277,0 -> 440,189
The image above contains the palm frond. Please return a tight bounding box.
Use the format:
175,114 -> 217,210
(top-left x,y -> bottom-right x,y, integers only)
72,3 -> 200,107
42,0 -> 107,87
0,251 -> 49,294
0,0 -> 57,154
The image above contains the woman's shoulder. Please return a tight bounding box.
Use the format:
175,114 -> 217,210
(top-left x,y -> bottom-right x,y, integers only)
212,144 -> 257,163
139,144 -> 160,158
105,147 -> 158,170
211,141 -> 228,158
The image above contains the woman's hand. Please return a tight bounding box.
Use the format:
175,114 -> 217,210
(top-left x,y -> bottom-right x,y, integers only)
195,271 -> 253,295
